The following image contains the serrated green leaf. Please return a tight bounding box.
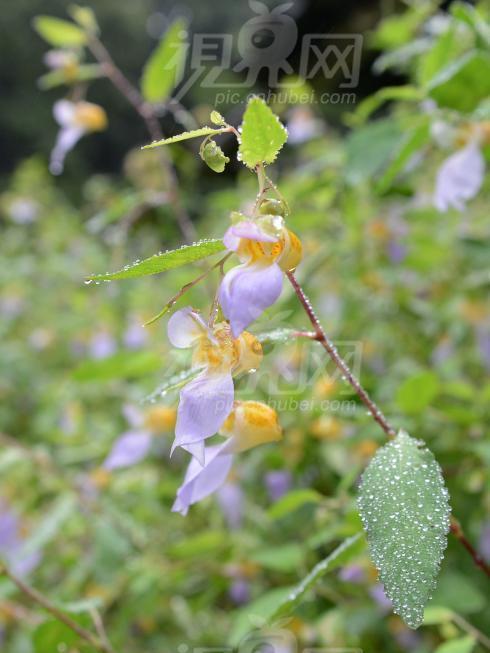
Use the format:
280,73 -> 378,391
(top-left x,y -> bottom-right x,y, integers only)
142,127 -> 226,149
267,533 -> 364,622
210,110 -> 226,126
32,16 -> 86,46
238,97 -> 288,168
358,431 -> 451,629
141,19 -> 187,102
86,239 -> 225,281
428,51 -> 490,112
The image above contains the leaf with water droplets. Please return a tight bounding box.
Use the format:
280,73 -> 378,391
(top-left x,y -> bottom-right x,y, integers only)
256,328 -> 298,344
238,96 -> 288,168
142,127 -> 226,149
86,239 -> 225,281
267,533 -> 365,622
358,430 -> 451,629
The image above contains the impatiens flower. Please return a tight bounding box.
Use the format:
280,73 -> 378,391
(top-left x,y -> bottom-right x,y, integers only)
168,307 -> 263,463
172,401 -> 282,515
50,99 -> 107,175
434,141 -> 485,212
219,214 -> 302,337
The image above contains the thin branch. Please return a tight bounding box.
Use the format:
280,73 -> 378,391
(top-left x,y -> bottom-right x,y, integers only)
450,518 -> 490,578
287,271 -> 490,579
0,563 -> 115,653
286,270 -> 396,438
87,35 -> 196,243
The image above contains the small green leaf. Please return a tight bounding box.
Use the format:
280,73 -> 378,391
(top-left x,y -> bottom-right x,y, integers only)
434,636 -> 476,653
142,127 -> 226,149
238,96 -> 288,168
141,19 -> 187,102
86,239 -> 225,281
32,16 -> 87,46
358,431 -> 451,629
267,488 -> 322,519
423,606 -> 453,625
210,110 -> 226,126
200,140 -> 229,173
229,587 -> 295,646
396,370 -> 439,413
67,5 -> 99,34
267,534 -> 365,621
428,51 -> 490,112
352,85 -> 424,125
250,544 -> 305,572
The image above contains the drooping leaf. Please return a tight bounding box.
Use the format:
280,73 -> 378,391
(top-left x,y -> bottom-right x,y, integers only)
142,127 -> 226,149
200,140 -> 229,173
238,97 -> 288,168
32,16 -> 87,46
358,431 -> 451,629
267,533 -> 365,621
428,51 -> 490,112
396,370 -> 439,413
267,488 -> 322,519
141,19 -> 187,102
86,239 -> 225,281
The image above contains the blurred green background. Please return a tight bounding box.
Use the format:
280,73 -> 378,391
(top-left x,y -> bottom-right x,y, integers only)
0,1 -> 489,652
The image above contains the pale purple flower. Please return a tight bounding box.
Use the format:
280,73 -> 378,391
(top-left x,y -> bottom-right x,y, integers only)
103,431 -> 152,470
89,330 -> 116,360
369,583 -> 393,613
229,578 -> 250,605
103,405 -> 152,470
287,107 -> 322,144
220,222 -> 283,338
168,308 -> 234,463
387,240 -> 407,264
123,319 -> 147,350
8,198 -> 39,224
434,142 -> 485,212
217,482 -> 244,530
339,564 -> 365,583
0,505 -> 41,577
172,443 -> 234,516
265,470 -> 292,501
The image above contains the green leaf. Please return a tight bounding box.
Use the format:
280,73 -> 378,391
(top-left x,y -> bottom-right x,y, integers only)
430,571 -> 486,614
376,119 -> 430,192
34,619 -> 84,653
38,64 -> 103,90
434,637 -> 476,653
396,370 -> 439,413
67,5 -> 99,34
200,140 -> 229,173
250,544 -> 305,572
32,16 -> 86,46
345,119 -> 403,185
72,351 -> 161,382
267,534 -> 365,622
22,495 -> 77,556
210,110 -> 226,126
423,606 -> 453,625
257,328 -> 298,344
238,96 -> 288,168
358,431 -> 451,629
143,368 -> 200,403
229,587 -> 295,646
267,489 -> 322,520
86,239 -> 225,281
141,19 -> 187,102
352,85 -> 424,125
142,127 -> 226,149
428,51 -> 490,113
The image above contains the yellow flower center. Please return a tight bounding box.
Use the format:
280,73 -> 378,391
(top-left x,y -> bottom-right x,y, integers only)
192,324 -> 262,374
73,102 -> 108,132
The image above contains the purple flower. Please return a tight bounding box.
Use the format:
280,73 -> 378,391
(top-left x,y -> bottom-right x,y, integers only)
217,482 -> 244,530
219,218 -> 302,337
434,142 -> 485,212
229,578 -> 250,605
339,564 -> 365,583
264,470 -> 292,501
167,308 -> 263,463
89,330 -> 116,360
172,401 -> 282,515
369,583 -> 393,613
123,319 -> 147,350
0,505 -> 41,578
103,431 -> 153,470
172,443 -> 234,515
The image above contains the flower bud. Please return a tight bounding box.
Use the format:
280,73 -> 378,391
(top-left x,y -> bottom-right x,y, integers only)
74,102 -> 107,132
259,199 -> 285,216
233,331 -> 263,375
220,401 -> 282,452
278,229 -> 302,271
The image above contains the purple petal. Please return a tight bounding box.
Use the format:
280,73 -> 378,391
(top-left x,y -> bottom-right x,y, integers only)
219,262 -> 283,337
167,307 -> 211,348
223,221 -> 278,252
264,470 -> 292,502
217,482 -> 244,529
103,430 -> 152,470
172,444 -> 233,515
172,370 -> 234,458
434,142 -> 485,212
